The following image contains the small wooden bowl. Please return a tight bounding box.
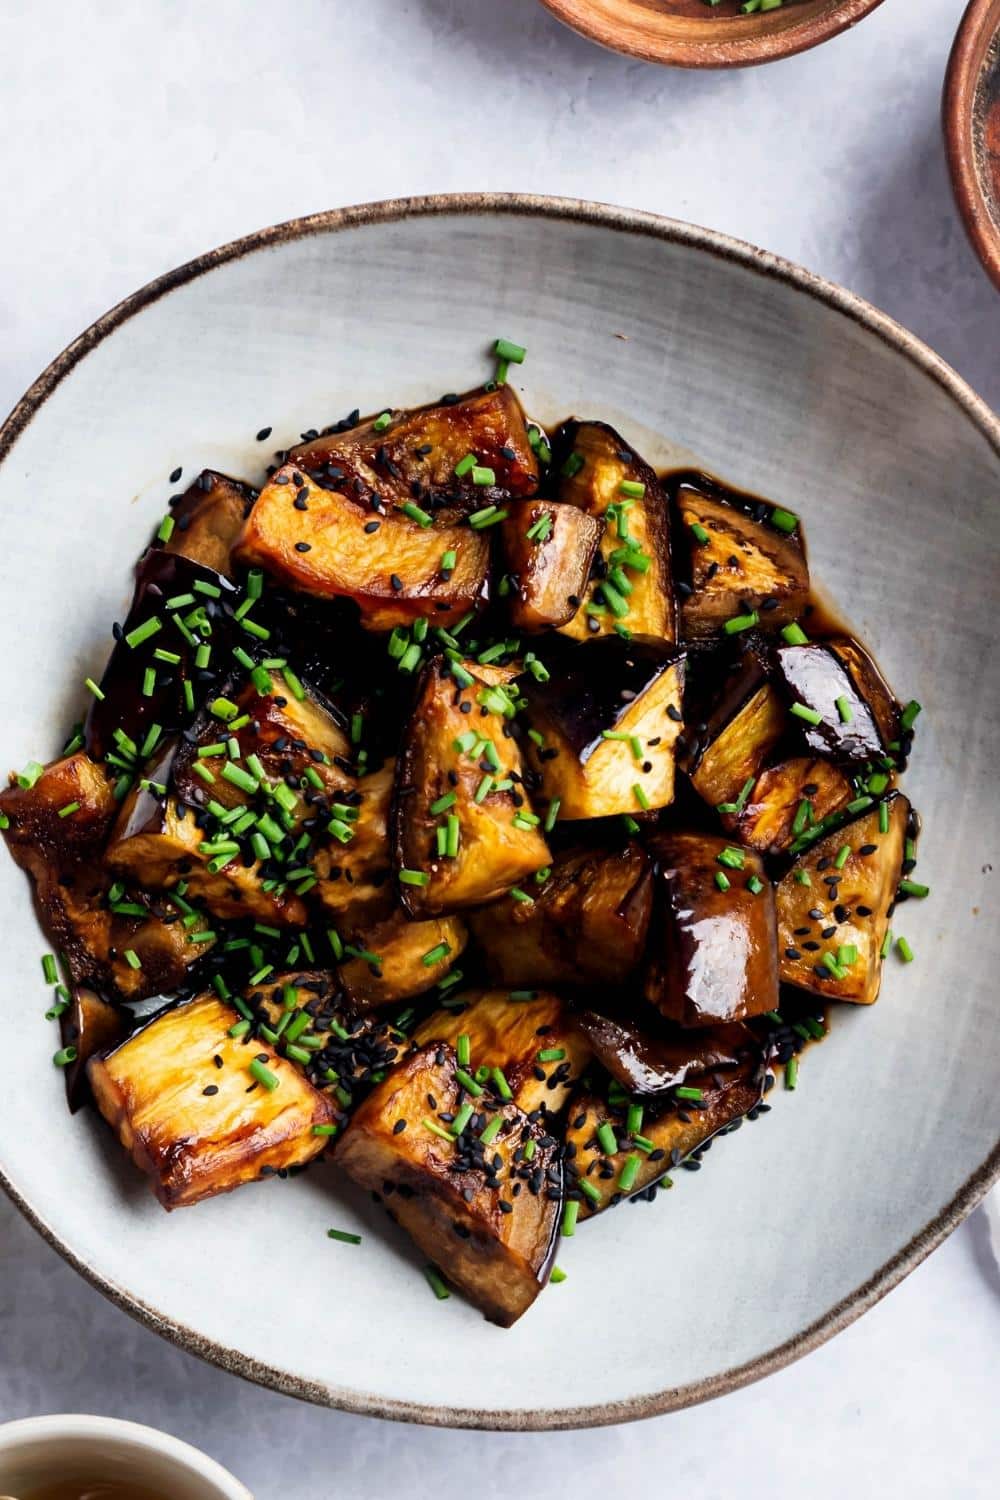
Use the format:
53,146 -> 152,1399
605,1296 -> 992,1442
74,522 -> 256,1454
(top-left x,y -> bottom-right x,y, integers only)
537,0 -> 887,69
943,0 -> 1000,291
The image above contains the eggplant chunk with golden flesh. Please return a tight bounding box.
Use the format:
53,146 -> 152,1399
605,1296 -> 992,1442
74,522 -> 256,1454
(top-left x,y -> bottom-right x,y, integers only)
776,795 -> 908,1004
726,756 -> 853,856
393,658 -> 551,916
106,748 -> 308,928
337,907 -> 468,1009
576,1009 -> 757,1101
467,844 -> 653,988
499,500 -> 603,632
412,989 -> 591,1115
552,421 -> 676,644
566,1072 -> 763,1215
60,987 -> 126,1113
774,637 -> 900,767
311,760 -> 396,934
670,474 -> 809,640
84,550 -> 239,761
684,656 -> 787,812
0,753 -> 211,1002
644,831 -> 779,1026
522,636 -> 685,821
158,470 -> 255,577
88,995 -> 337,1209
335,1043 -> 561,1325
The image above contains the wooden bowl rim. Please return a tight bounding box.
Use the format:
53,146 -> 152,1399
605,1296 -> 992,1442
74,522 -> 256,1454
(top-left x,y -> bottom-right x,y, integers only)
943,0 -> 1000,292
537,0 -> 888,70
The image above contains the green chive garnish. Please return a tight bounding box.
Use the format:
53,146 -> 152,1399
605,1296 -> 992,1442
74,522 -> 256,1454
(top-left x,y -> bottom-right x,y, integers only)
249,1058 -> 279,1090
835,695 -> 853,724
327,1227 -> 362,1245
561,1200 -> 580,1237
896,936 -> 914,963
790,703 -> 823,726
770,507 -> 798,533
424,1265 -> 451,1300
724,611 -> 759,635
781,623 -> 808,645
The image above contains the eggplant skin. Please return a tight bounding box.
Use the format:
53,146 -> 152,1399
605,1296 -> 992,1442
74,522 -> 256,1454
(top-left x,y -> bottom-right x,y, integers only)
686,664 -> 787,811
412,989 -> 591,1116
88,995 -> 336,1209
774,638 -> 900,766
235,461 -> 491,633
726,755 -> 852,855
644,830 -> 779,1026
290,384 -> 540,510
500,499 -> 603,632
107,751 -> 308,928
158,470 -> 256,577
60,987 -> 125,1113
576,1010 -> 756,1100
335,1043 -> 561,1326
552,420 -> 676,644
566,1072 -> 762,1215
0,753 -> 210,1002
670,476 -> 809,640
393,658 -> 551,916
522,636 -> 685,820
466,844 -> 653,988
84,550 -> 239,761
337,908 -> 468,1010
311,759 -> 396,934
775,795 -> 908,1004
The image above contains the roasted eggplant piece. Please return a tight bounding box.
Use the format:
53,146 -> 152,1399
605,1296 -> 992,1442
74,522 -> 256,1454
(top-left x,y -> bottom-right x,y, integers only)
774,637 -> 900,766
60,987 -> 126,1112
312,760 -> 396,933
172,670 -> 353,823
670,474 -> 809,640
576,1009 -> 756,1100
0,753 -> 211,1001
644,831 -> 779,1026
235,461 -> 491,633
412,989 -> 591,1115
566,1071 -> 762,1215
522,636 -> 685,820
337,908 -> 468,1009
107,748 -> 308,928
84,550 -> 239,760
88,994 -> 336,1208
393,658 -> 551,915
158,469 -> 255,577
290,384 -> 539,508
726,756 -> 852,855
552,420 -> 675,643
467,844 -> 652,987
335,1043 -> 561,1325
499,500 -> 603,632
685,655 -> 787,811
775,794 -> 908,1004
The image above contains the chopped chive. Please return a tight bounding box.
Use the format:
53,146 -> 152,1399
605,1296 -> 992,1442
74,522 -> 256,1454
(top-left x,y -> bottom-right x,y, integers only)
450,1102 -> 475,1136
596,1121 -> 618,1155
41,953 -> 58,985
899,878 -> 929,898
399,868 -> 431,887
618,1154 -> 641,1192
424,1265 -> 451,1300
785,1057 -> 799,1090
899,700 -> 921,732
471,466 -> 495,487
84,677 -> 105,700
57,801 -> 80,819
724,611 -> 759,636
716,846 -> 745,870
896,936 -> 914,963
561,1200 -> 580,1237
373,410 -> 393,432
492,1067 -> 513,1101
537,1047 -> 566,1063
632,783 -> 650,811
422,942 -> 451,967
494,337 -> 526,363
52,1046 -> 78,1068
327,1226 -> 362,1245
689,521 -> 710,545
847,795 -> 874,815
312,1124 -> 338,1137
770,507 -> 798,533
402,501 -> 433,528
880,929 -> 893,959
837,944 -> 858,967
456,1033 -> 471,1068
618,479 -> 646,499
509,887 -> 533,904
714,870 -> 730,892
578,1178 -> 602,1206
834,844 -> 851,869
228,1019 -> 251,1038
675,1086 -> 704,1102
123,949 -> 141,970
746,874 -> 764,895
790,703 -> 823,726
429,791 -> 457,816
879,800 -> 890,834
124,616 -> 162,649
835,695 -> 853,724
454,452 -> 477,478
781,622 -> 809,646
468,505 -> 507,529
249,1058 -> 279,1091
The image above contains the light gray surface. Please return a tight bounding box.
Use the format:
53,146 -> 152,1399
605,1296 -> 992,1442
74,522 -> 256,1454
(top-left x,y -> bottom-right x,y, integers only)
0,0 -> 997,1494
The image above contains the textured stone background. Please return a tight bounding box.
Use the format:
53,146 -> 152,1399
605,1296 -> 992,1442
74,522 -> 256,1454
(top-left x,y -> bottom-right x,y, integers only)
1,1 -> 997,1496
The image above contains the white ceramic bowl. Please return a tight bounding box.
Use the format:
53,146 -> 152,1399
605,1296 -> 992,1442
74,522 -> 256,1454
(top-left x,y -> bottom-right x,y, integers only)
0,1415 -> 250,1498
0,195 -> 997,1429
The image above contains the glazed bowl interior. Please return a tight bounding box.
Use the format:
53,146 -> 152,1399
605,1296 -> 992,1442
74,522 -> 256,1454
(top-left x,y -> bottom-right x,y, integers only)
537,0 -> 887,68
0,197 -> 997,1429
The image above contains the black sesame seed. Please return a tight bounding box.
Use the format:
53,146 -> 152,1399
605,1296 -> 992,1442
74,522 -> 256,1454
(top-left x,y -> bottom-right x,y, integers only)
169,466 -> 182,483
256,426 -> 272,442
295,541 -> 312,553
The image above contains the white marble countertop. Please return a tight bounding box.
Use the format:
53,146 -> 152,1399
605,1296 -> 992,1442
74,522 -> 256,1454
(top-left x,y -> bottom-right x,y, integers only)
1,0 -> 997,1494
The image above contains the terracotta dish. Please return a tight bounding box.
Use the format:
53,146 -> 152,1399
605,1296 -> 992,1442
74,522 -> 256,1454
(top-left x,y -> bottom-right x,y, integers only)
537,0 -> 887,69
944,0 -> 1000,291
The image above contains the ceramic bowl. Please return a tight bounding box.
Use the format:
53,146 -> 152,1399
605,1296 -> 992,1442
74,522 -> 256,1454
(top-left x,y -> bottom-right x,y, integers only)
0,1415 -> 250,1499
944,0 -> 1000,291
0,195 -> 997,1430
536,0 -> 887,69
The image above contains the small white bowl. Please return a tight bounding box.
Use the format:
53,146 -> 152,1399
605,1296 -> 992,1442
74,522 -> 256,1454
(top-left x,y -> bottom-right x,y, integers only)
0,1415 -> 250,1500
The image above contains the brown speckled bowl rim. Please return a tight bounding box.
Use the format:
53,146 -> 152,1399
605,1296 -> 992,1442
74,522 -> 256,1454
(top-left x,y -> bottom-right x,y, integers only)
0,194 -> 998,1431
943,0 -> 1000,292
536,0 -> 888,70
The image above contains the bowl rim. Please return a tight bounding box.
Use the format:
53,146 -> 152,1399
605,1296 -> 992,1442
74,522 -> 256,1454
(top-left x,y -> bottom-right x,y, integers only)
535,0 -> 888,70
0,192 -> 998,1431
943,0 -> 1000,292
0,1413 -> 251,1498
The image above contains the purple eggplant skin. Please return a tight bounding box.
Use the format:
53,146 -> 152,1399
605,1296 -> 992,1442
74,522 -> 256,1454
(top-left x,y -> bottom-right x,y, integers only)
774,637 -> 900,767
60,986 -> 126,1113
522,635 -> 686,764
644,830 -> 780,1027
85,551 -> 239,761
155,469 -> 256,577
575,1008 -> 757,1099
